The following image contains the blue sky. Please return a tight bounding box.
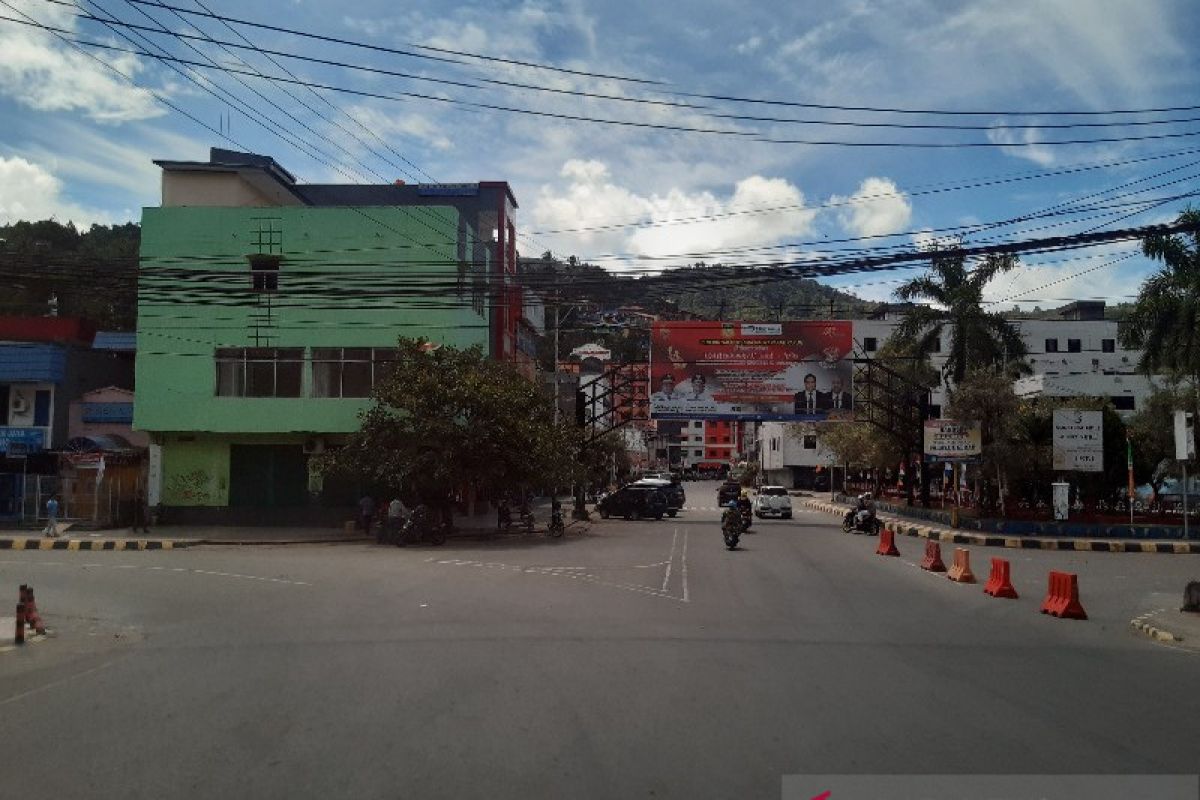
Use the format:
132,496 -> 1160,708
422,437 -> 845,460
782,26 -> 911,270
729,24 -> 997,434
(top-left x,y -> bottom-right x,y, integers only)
1,0 -> 1198,308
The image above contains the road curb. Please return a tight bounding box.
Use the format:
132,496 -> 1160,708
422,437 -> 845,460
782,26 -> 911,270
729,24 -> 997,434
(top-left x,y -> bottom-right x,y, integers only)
801,500 -> 1200,555
0,536 -> 194,551
1129,612 -> 1184,643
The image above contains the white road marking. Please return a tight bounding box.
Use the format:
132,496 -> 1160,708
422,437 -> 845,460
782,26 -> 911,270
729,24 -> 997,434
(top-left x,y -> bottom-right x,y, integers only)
681,530 -> 690,603
0,654 -> 131,707
0,559 -> 309,586
662,528 -> 678,593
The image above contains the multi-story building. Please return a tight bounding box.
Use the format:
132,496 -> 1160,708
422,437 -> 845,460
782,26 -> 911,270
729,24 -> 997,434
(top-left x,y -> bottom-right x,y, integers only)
760,301 -> 1156,488
0,318 -> 137,523
136,148 -> 523,521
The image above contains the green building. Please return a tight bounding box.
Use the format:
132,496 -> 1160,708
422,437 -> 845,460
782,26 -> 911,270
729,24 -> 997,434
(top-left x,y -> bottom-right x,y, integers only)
136,149 -> 524,522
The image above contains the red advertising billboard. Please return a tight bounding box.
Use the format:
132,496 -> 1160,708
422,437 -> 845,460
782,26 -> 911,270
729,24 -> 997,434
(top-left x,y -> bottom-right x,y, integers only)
649,321 -> 854,421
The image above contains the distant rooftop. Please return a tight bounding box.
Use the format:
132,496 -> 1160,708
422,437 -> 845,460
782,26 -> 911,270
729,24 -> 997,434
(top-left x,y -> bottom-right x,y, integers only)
155,148 -> 517,208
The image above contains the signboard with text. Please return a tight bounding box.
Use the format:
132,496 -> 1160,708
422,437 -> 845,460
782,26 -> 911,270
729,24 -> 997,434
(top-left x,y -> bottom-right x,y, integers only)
0,427 -> 45,454
1053,409 -> 1104,472
649,321 -> 854,421
922,419 -> 982,460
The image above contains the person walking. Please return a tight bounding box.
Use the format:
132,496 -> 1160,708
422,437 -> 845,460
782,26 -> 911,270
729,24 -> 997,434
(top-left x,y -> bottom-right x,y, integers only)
132,489 -> 151,534
43,495 -> 60,537
358,493 -> 376,539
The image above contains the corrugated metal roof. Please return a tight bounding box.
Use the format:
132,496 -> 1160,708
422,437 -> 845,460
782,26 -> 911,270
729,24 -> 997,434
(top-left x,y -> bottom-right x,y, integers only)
92,332 -> 137,351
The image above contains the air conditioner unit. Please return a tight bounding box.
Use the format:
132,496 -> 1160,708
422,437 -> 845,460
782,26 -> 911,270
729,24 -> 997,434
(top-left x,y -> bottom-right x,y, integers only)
302,437 -> 325,455
10,392 -> 29,415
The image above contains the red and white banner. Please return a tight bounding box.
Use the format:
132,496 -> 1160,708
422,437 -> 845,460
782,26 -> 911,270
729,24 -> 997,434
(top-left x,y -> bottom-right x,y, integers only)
649,321 -> 854,421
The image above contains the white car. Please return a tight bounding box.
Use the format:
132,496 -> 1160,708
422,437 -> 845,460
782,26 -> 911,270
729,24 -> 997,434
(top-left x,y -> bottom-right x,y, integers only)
753,486 -> 793,519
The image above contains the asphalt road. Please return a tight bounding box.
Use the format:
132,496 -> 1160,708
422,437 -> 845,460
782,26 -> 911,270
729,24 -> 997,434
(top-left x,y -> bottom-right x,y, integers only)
1,481 -> 1197,799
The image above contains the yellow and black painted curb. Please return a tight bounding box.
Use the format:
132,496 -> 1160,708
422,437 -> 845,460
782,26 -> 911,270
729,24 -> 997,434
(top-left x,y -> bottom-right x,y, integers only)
801,500 -> 1200,555
0,537 -> 191,552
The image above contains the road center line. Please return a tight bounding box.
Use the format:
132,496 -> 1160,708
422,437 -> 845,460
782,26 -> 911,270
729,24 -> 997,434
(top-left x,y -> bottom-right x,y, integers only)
681,529 -> 690,603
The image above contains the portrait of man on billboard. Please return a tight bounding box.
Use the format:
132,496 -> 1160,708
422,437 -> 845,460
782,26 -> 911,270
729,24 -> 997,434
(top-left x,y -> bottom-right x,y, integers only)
826,374 -> 853,413
794,373 -> 824,415
651,373 -> 679,402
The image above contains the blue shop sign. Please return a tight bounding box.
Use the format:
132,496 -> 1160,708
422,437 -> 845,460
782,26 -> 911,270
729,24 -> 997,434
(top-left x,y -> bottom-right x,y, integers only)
0,427 -> 45,453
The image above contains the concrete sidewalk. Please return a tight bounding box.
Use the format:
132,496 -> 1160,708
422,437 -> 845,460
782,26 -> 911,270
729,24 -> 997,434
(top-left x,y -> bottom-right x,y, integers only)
0,497 -> 588,550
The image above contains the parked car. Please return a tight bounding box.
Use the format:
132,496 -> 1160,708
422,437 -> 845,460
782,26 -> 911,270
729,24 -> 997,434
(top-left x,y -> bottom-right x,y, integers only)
631,478 -> 684,516
596,485 -> 668,520
718,481 -> 742,506
753,486 -> 793,519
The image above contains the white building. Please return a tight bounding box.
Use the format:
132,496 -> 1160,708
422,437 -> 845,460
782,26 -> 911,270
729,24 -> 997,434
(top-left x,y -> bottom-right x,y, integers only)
759,301 -> 1159,488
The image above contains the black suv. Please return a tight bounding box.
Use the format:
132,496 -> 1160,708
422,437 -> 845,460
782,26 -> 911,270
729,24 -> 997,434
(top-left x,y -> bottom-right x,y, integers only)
717,481 -> 742,506
597,486 -> 668,520
631,478 -> 685,516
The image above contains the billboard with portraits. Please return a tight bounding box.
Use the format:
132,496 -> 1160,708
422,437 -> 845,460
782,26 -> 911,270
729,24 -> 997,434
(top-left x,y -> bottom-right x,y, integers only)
649,321 -> 854,421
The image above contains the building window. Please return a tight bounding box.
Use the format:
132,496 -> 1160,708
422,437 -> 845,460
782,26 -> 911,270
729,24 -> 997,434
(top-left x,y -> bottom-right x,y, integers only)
694,449 -> 703,457
1111,396 -> 1136,411
1067,338 -> 1081,353
803,435 -> 817,449
929,338 -> 941,353
927,404 -> 941,418
694,421 -> 703,428
312,348 -> 397,398
215,348 -> 302,397
1045,338 -> 1059,353
863,337 -> 877,352
1101,339 -> 1115,353
248,254 -> 281,292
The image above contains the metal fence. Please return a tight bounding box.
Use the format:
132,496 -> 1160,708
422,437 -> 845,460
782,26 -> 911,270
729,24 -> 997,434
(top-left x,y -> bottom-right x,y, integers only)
1,472 -> 143,528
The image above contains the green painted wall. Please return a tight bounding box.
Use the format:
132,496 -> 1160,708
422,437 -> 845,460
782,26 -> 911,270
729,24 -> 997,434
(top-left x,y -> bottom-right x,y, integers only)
161,436 -> 229,506
135,205 -> 489,434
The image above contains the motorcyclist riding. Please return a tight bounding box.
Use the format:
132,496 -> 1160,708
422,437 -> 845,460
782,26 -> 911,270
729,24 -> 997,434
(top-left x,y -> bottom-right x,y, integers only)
854,492 -> 877,530
737,490 -> 753,531
721,500 -> 742,549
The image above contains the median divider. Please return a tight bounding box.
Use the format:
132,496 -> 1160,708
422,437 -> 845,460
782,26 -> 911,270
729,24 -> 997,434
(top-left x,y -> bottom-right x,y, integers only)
1039,571 -> 1088,620
946,548 -> 976,583
920,540 -> 946,572
982,558 -> 1019,599
875,526 -> 901,557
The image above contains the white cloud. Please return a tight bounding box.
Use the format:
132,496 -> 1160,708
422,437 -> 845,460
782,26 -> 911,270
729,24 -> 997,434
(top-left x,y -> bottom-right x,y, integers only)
736,36 -> 763,54
0,0 -> 164,122
530,160 -> 816,270
340,104 -> 454,156
0,156 -> 112,226
986,125 -> 1057,167
833,177 -> 912,238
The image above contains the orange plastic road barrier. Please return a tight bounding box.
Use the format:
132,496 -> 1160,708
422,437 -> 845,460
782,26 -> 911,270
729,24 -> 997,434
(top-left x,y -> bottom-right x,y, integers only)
946,548 -> 976,583
875,526 -> 901,557
982,558 -> 1019,599
920,540 -> 946,572
1039,571 -> 1087,620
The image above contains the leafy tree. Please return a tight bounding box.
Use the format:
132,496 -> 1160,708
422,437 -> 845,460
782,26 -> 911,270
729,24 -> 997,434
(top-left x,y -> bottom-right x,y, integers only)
1126,386 -> 1198,495
946,370 -> 1030,515
1120,209 -> 1200,384
320,339 -> 579,509
893,247 -> 1028,385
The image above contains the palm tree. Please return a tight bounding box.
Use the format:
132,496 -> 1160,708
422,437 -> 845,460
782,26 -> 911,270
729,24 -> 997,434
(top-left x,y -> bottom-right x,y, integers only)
892,247 -> 1027,385
1120,209 -> 1200,385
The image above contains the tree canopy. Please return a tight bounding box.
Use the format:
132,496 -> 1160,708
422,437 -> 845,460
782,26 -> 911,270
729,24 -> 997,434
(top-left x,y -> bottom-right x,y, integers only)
319,338 -> 580,503
893,247 -> 1027,385
1120,209 -> 1200,385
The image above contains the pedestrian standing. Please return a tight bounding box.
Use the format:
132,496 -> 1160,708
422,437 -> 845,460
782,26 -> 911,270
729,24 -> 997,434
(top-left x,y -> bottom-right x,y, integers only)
132,489 -> 151,534
43,495 -> 60,537
386,496 -> 409,544
358,494 -> 376,538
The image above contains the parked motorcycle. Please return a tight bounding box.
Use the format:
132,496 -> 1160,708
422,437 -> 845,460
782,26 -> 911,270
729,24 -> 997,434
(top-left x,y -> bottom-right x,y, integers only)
398,506 -> 448,547
519,504 -> 536,533
841,508 -> 882,535
548,507 -> 565,538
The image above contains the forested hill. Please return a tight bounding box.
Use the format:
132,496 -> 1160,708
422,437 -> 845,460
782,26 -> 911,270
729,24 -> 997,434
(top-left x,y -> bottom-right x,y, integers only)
0,219 -> 140,329
518,256 -> 876,321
